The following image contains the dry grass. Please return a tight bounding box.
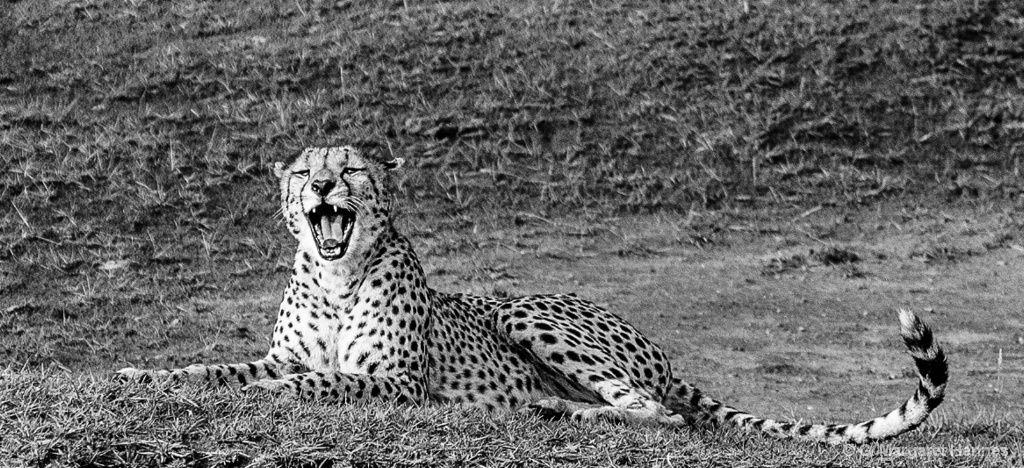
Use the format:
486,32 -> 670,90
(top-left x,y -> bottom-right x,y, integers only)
1,368 -> 1019,467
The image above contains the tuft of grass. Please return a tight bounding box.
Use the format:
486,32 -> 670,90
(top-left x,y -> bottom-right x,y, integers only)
761,245 -> 862,277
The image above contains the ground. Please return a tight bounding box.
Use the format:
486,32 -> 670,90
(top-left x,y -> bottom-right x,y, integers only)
2,0 -> 1023,466
3,203 -> 1022,466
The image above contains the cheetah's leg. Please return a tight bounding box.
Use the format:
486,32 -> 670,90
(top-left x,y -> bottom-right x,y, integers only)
244,371 -> 427,404
116,351 -> 304,388
494,298 -> 682,426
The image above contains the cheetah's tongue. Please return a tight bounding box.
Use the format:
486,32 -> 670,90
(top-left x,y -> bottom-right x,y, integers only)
320,214 -> 344,249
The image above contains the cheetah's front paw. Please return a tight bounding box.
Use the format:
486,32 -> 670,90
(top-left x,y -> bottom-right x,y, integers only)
116,367 -> 171,383
243,378 -> 298,397
525,397 -> 595,420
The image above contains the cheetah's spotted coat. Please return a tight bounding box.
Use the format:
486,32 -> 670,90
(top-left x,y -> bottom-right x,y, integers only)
119,146 -> 948,444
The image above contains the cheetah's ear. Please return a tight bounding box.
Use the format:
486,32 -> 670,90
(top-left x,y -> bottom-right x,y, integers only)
382,158 -> 405,171
273,161 -> 285,178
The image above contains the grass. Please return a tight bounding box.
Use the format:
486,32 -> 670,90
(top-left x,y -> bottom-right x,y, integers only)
2,0 -> 1024,466
4,0 -> 1024,223
2,369 -> 1019,467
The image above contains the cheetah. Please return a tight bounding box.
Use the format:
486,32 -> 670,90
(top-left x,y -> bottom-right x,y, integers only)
119,146 -> 948,445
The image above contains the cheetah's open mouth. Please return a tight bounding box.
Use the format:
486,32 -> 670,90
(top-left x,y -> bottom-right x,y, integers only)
306,204 -> 355,260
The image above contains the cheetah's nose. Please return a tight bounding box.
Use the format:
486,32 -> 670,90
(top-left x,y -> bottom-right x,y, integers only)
311,179 -> 335,196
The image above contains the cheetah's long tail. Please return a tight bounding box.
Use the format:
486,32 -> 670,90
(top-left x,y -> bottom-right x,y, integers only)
663,309 -> 947,445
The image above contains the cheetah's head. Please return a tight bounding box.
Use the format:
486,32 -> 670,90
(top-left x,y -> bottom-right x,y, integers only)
275,146 -> 403,262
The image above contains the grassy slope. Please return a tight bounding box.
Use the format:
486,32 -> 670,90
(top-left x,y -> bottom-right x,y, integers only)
2,0 -> 1024,466
4,0 -> 1024,369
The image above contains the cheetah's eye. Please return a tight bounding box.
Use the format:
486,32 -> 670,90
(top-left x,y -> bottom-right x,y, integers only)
293,170 -> 310,177
341,167 -> 366,175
